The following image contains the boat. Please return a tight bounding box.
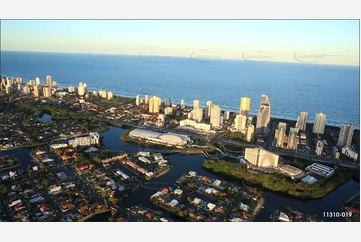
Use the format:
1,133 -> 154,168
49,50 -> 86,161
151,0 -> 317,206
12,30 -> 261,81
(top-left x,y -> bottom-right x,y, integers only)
42,158 -> 54,163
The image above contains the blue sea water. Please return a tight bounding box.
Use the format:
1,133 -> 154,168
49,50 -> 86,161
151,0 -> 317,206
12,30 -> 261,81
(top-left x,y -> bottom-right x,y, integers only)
1,50 -> 359,128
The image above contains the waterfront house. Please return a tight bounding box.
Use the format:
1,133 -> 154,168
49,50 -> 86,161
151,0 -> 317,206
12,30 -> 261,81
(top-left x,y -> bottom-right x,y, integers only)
201,176 -> 209,182
162,188 -> 169,194
145,212 -> 153,219
207,203 -> 216,211
173,189 -> 183,196
240,203 -> 250,212
151,191 -> 163,198
188,171 -> 197,177
213,180 -> 221,187
78,205 -> 89,215
168,199 -> 179,207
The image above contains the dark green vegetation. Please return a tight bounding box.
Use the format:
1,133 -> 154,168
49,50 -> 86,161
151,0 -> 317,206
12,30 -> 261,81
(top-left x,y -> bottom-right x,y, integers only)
107,121 -> 132,129
16,102 -> 108,133
203,159 -> 352,199
224,130 -> 246,142
89,94 -> 135,109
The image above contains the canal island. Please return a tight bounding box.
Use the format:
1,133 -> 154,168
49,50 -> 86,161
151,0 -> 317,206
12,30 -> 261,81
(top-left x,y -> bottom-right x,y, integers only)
150,171 -> 264,222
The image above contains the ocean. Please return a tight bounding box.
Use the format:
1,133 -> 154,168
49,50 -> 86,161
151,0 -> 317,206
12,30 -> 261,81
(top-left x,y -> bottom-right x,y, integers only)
1,50 -> 359,128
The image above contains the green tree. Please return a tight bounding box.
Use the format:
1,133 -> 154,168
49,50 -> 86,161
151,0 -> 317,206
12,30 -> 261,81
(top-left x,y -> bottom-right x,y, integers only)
0,184 -> 7,195
41,179 -> 50,188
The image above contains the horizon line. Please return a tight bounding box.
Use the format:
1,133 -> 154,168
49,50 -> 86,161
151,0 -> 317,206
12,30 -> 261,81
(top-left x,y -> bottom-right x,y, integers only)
1,49 -> 359,67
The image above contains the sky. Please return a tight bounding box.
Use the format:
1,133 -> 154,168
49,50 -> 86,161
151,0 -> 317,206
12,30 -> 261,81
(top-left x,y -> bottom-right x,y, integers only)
1,20 -> 359,65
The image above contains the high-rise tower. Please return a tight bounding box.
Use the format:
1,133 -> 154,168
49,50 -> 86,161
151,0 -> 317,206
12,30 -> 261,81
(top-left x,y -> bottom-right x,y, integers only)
210,105 -> 221,128
193,100 -> 200,109
296,112 -> 308,131
240,97 -> 251,117
337,124 -> 354,147
312,112 -> 327,134
256,95 -> 271,135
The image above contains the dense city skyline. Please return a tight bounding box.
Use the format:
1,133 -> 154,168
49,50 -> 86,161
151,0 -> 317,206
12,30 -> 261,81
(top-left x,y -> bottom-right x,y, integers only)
1,75 -> 358,133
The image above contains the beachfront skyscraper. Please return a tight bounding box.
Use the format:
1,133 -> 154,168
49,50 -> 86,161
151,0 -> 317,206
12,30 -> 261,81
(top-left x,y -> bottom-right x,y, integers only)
296,112 -> 308,131
312,112 -> 327,134
46,75 -> 52,87
337,124 -> 354,147
136,95 -> 141,105
77,82 -> 88,96
68,86 -> 75,93
165,97 -> 171,106
43,85 -> 51,98
99,90 -> 107,99
191,107 -> 204,122
181,99 -> 186,109
206,100 -> 213,117
210,105 -> 221,128
35,77 -> 40,86
193,99 -> 200,109
33,85 -> 39,97
107,92 -> 113,100
240,97 -> 251,117
256,95 -> 271,135
144,95 -> 149,104
149,96 -> 161,113
275,122 -> 287,148
286,127 -> 298,150
224,110 -> 230,121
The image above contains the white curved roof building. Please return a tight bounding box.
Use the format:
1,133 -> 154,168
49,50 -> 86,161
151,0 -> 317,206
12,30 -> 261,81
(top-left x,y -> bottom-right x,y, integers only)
129,128 -> 190,146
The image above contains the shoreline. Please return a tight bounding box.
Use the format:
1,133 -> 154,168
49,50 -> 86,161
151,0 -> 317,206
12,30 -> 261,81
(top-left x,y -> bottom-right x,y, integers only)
0,144 -> 43,152
0,163 -> 20,172
250,197 -> 265,221
79,209 -> 111,222
150,201 -> 196,222
154,167 -> 171,179
344,192 -> 360,203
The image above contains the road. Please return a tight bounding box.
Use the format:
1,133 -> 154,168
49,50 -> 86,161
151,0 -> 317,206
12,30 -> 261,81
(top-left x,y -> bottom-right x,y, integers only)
269,148 -> 360,169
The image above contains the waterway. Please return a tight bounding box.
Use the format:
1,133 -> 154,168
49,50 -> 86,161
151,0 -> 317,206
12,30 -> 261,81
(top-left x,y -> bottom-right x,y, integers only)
100,127 -> 360,222
1,126 -> 359,222
39,113 -> 52,123
0,148 -> 36,171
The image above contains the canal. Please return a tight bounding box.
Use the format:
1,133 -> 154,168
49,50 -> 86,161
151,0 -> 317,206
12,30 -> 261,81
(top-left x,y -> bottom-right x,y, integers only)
1,125 -> 359,222
100,127 -> 361,222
